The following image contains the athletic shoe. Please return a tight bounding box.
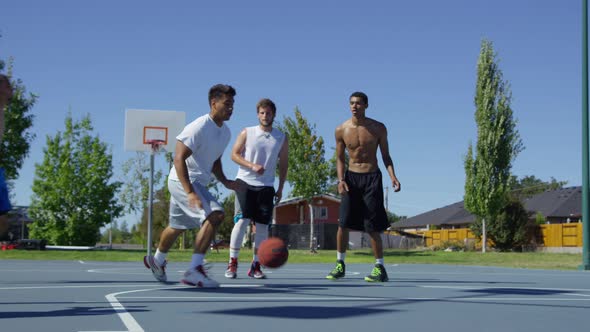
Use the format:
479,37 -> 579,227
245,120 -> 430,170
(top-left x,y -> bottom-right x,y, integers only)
181,265 -> 220,288
225,258 -> 238,279
364,264 -> 389,282
143,255 -> 167,282
247,261 -> 266,279
326,260 -> 345,280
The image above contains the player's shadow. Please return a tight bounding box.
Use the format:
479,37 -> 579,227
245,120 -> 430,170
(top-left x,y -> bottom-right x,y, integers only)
392,278 -> 534,285
203,305 -> 396,319
168,283 -> 370,295
0,306 -> 148,319
57,280 -> 169,284
463,287 -> 573,296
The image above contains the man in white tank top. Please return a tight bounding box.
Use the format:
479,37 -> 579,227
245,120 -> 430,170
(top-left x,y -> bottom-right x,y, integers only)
143,84 -> 242,288
225,98 -> 289,279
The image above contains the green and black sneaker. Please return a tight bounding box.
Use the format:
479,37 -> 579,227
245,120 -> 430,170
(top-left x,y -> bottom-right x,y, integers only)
326,260 -> 345,280
364,264 -> 389,282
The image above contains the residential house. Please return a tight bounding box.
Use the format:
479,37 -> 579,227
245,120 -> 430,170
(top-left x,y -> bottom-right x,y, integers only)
272,193 -> 340,249
392,186 -> 582,231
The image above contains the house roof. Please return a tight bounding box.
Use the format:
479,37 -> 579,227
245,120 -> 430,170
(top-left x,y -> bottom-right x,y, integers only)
393,186 -> 582,229
275,193 -> 341,207
522,186 -> 581,218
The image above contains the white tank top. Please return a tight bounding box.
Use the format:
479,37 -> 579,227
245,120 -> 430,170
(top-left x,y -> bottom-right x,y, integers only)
236,126 -> 285,187
169,114 -> 231,185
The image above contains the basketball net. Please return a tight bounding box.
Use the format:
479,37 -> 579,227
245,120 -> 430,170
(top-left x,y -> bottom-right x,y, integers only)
145,139 -> 165,153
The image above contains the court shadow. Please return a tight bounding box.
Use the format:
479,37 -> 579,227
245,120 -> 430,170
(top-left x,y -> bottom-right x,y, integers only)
203,305 -> 395,319
393,278 -> 534,285
57,280 -> 170,284
463,287 -> 573,296
0,305 -> 148,320
167,283 -> 370,295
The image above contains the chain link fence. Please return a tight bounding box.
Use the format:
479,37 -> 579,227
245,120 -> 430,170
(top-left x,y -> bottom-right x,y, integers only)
269,224 -> 424,250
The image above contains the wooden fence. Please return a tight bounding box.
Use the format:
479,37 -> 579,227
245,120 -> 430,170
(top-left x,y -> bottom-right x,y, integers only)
416,223 -> 583,248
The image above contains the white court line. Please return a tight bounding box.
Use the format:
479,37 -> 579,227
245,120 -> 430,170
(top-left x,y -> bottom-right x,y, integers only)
105,290 -> 147,332
104,284 -> 263,332
119,296 -> 395,301
117,295 -> 590,302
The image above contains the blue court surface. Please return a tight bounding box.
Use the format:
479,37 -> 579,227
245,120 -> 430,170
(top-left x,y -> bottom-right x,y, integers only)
1,259 -> 589,332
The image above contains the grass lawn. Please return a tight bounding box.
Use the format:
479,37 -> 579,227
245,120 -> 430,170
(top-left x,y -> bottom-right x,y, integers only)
0,248 -> 584,271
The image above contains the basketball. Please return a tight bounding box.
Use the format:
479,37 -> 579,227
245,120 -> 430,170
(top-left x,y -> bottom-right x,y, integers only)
257,237 -> 289,268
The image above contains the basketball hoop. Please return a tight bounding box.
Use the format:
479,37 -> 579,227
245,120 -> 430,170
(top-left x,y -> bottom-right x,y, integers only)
145,139 -> 165,153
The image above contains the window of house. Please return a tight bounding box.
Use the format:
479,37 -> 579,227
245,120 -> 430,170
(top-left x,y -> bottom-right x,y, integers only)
313,206 -> 328,220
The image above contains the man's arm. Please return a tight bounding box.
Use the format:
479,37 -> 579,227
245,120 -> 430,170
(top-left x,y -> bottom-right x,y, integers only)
335,125 -> 348,194
173,140 -> 203,208
231,128 -> 264,174
212,157 -> 241,191
275,135 -> 289,203
378,124 -> 401,192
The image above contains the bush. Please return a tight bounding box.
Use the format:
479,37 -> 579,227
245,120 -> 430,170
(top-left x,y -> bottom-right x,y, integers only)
489,199 -> 530,251
432,240 -> 466,252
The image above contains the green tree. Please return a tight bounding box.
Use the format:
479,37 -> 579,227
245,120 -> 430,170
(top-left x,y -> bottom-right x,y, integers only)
509,175 -> 567,199
387,211 -> 406,224
471,199 -> 530,251
29,114 -> 123,245
464,39 -> 523,252
327,147 -> 349,196
276,107 -> 330,252
0,59 -> 37,181
137,185 -> 170,248
119,150 -> 172,246
277,107 -> 330,197
119,152 -> 165,214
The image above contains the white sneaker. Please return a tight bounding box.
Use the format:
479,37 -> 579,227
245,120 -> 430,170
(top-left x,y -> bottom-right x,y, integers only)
181,265 -> 220,288
225,258 -> 238,279
143,255 -> 167,282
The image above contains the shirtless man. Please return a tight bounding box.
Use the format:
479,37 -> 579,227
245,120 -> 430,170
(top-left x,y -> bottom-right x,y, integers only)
326,91 -> 401,282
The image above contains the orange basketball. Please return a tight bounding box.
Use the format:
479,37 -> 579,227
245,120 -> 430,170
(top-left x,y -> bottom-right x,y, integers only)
258,237 -> 289,268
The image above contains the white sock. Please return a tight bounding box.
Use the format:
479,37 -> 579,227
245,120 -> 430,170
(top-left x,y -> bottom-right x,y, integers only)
229,249 -> 240,261
154,249 -> 167,266
253,254 -> 259,263
376,258 -> 384,266
337,252 -> 346,262
189,253 -> 205,270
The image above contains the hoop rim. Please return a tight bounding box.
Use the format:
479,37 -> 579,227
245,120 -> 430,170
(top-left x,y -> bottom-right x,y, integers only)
145,139 -> 166,153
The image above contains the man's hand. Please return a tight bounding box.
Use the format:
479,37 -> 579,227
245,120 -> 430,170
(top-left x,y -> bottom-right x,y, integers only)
392,177 -> 401,192
274,189 -> 283,204
338,180 -> 349,195
251,163 -> 265,175
187,192 -> 203,210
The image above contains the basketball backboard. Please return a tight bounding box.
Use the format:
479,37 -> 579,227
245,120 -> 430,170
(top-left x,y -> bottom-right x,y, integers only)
124,109 -> 185,152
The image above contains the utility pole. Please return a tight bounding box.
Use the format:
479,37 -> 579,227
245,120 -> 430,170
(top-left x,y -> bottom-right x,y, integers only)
581,0 -> 590,270
385,186 -> 389,212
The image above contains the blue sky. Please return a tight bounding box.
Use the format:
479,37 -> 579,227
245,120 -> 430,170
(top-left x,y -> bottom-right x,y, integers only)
0,0 -> 582,223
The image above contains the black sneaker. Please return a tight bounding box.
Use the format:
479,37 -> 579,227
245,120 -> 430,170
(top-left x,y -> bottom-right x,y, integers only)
326,260 -> 345,280
364,264 -> 388,282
